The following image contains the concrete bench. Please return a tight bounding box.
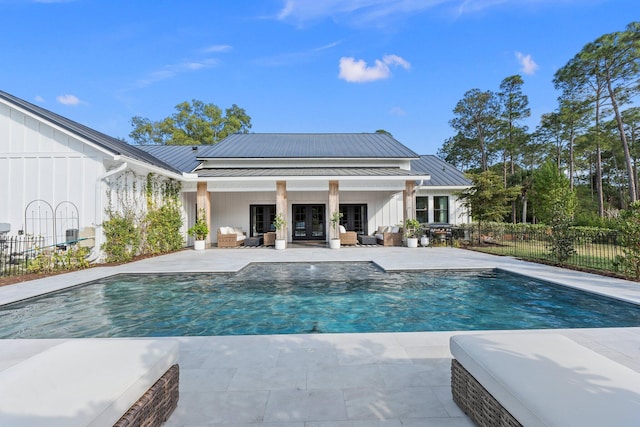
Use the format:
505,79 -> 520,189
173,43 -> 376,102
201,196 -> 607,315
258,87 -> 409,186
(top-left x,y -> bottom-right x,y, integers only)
450,333 -> 640,427
0,339 -> 179,427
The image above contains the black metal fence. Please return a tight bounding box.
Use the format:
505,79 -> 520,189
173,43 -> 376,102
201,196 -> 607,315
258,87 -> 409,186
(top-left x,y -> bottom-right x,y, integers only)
0,235 -> 46,277
458,225 -> 623,275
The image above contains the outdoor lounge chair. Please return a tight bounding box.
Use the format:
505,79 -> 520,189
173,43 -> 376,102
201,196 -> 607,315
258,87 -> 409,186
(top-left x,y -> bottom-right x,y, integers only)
217,226 -> 246,247
0,339 -> 179,427
450,333 -> 640,427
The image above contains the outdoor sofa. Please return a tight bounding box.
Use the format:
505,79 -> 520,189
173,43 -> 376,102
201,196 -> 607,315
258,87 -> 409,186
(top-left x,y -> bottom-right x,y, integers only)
217,226 -> 246,247
450,333 -> 640,427
373,225 -> 403,246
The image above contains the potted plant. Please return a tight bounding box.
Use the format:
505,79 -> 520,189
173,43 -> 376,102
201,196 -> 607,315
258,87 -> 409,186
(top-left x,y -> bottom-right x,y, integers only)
187,209 -> 209,251
329,210 -> 343,249
272,212 -> 287,250
404,218 -> 421,248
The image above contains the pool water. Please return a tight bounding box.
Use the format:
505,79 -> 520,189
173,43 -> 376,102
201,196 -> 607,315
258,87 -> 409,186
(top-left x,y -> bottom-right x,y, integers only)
1,262 -> 640,338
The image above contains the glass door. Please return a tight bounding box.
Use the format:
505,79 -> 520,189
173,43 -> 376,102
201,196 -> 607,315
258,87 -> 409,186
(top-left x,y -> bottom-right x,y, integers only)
292,204 -> 326,240
339,204 -> 368,235
250,205 -> 276,237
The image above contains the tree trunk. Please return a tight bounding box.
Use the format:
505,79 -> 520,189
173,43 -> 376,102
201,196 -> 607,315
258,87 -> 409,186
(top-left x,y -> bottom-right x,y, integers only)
569,131 -> 575,191
606,75 -> 637,202
596,144 -> 605,217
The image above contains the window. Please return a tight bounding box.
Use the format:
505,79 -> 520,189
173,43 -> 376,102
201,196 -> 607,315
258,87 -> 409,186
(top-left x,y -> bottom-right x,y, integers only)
416,197 -> 429,224
250,205 -> 276,237
339,204 -> 368,235
433,196 -> 449,223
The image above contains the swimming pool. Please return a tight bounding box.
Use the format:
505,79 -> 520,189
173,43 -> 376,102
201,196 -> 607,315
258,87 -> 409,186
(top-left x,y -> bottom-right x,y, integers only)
1,262 -> 640,338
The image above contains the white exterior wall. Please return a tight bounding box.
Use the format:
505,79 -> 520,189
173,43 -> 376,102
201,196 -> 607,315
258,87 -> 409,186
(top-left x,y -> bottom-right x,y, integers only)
340,190 -> 404,232
416,188 -> 470,225
0,102 -> 104,240
182,191 -> 197,246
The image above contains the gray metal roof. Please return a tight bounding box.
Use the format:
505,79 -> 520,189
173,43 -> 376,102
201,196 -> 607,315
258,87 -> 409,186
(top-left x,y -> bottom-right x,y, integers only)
196,167 -> 424,178
136,145 -> 203,173
197,133 -> 420,159
0,90 -> 181,174
410,155 -> 471,187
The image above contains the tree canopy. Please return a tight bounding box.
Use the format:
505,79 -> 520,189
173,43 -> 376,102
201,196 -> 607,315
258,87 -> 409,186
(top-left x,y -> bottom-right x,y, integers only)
130,100 -> 252,145
440,21 -> 640,226
456,170 -> 520,240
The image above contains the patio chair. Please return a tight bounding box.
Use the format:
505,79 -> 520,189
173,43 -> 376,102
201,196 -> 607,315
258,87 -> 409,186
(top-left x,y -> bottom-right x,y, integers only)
339,226 -> 357,245
217,226 -> 246,247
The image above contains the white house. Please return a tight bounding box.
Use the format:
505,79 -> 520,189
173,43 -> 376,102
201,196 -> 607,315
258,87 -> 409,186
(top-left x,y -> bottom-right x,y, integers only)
0,89 -> 470,255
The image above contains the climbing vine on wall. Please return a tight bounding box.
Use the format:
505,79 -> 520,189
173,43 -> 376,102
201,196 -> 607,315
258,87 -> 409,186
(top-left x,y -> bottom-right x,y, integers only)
102,171 -> 184,262
142,173 -> 184,254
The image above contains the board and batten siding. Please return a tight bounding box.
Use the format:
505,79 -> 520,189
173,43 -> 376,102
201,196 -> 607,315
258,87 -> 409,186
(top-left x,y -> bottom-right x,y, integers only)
0,101 -> 104,236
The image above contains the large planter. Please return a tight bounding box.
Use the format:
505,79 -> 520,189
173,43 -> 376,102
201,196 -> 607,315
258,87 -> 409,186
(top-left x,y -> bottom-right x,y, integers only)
329,239 -> 341,249
275,239 -> 286,250
406,237 -> 418,248
193,240 -> 206,251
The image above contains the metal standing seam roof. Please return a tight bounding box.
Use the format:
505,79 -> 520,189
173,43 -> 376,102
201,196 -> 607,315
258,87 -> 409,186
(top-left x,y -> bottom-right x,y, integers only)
0,90 -> 182,175
195,167 -> 427,178
136,145 -> 203,173
197,133 -> 420,159
410,155 -> 471,187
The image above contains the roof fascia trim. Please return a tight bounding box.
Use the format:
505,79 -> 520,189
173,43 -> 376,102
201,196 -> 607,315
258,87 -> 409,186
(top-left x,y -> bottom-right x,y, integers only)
192,174 -> 432,182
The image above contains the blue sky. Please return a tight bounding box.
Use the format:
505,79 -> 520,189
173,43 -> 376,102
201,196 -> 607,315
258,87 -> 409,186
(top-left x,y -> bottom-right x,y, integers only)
1,0 -> 636,154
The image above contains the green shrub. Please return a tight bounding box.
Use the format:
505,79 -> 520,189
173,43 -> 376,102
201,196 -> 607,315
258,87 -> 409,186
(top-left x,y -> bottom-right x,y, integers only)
102,212 -> 140,263
144,202 -> 184,254
614,201 -> 640,279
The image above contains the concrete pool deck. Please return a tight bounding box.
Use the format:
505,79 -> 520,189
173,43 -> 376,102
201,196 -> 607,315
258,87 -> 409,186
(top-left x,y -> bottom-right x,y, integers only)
1,246 -> 640,426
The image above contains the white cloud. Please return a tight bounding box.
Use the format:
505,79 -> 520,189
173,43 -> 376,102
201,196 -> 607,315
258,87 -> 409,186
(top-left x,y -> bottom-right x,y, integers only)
256,41 -> 341,67
135,59 -> 219,88
276,0 -> 581,26
203,44 -> 232,53
389,106 -> 406,116
338,54 -> 410,83
515,51 -> 539,75
314,40 -> 343,52
277,0 -> 448,27
34,95 -> 45,103
56,94 -> 81,105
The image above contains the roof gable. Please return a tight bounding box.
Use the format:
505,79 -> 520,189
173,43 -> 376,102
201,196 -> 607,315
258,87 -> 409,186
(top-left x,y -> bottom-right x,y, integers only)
0,90 -> 181,174
197,133 -> 419,159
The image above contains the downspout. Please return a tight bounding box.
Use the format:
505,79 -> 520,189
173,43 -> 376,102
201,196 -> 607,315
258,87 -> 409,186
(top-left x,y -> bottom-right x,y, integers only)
89,161 -> 128,262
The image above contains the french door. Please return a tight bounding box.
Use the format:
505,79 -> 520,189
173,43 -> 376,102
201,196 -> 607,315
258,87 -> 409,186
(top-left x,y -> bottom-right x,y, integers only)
339,204 -> 368,235
292,204 -> 326,240
249,205 -> 276,237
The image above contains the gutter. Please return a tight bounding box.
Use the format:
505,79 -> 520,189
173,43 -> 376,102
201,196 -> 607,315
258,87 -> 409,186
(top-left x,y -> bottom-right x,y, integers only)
89,162 -> 128,262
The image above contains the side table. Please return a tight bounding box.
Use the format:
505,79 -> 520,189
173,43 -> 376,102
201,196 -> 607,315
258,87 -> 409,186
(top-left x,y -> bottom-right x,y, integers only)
245,236 -> 263,247
357,235 -> 377,245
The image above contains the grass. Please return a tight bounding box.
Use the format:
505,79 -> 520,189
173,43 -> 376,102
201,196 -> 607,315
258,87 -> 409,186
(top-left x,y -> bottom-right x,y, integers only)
470,238 -> 624,276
